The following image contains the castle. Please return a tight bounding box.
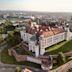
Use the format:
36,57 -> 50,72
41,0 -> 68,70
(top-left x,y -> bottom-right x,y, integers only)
20,21 -> 70,57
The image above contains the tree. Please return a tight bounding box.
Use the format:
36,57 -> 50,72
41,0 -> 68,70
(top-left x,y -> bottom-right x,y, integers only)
7,31 -> 22,47
4,25 -> 15,32
15,66 -> 21,72
5,20 -> 12,26
57,52 -> 66,65
13,31 -> 22,43
0,34 -> 3,43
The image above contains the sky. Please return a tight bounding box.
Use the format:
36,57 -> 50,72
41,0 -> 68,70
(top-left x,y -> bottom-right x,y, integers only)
0,0 -> 72,12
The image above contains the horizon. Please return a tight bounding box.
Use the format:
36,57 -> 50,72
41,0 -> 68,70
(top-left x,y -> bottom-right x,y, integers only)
0,0 -> 72,12
0,10 -> 72,13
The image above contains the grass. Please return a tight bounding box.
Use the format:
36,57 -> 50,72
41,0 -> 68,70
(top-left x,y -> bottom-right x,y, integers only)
14,47 -> 29,55
1,37 -> 72,69
45,39 -> 72,55
1,46 -> 41,69
45,40 -> 66,52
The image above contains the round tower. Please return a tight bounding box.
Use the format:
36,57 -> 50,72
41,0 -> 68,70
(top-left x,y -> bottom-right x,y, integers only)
20,26 -> 26,40
65,23 -> 70,40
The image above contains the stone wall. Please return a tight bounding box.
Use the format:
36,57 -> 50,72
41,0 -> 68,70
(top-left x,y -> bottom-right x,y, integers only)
49,60 -> 72,72
8,49 -> 27,61
27,56 -> 41,64
8,48 -> 41,64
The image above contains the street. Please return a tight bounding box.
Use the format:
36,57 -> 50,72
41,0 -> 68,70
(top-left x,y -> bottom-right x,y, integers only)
0,63 -> 45,72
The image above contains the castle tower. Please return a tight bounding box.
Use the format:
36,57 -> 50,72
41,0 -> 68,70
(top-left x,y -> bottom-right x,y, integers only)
35,45 -> 39,57
69,16 -> 72,31
39,35 -> 45,55
65,23 -> 70,40
20,26 -> 26,40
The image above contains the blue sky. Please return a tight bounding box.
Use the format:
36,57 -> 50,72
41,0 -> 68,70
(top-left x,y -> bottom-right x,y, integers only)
0,0 -> 72,12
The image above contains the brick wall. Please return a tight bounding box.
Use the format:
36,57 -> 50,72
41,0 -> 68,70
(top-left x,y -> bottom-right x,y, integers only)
8,49 -> 27,61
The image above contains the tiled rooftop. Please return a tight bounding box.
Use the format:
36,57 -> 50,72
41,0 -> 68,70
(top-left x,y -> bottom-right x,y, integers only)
27,25 -> 64,38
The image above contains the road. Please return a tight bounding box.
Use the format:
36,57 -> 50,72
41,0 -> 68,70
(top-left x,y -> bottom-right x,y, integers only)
0,63 -> 45,72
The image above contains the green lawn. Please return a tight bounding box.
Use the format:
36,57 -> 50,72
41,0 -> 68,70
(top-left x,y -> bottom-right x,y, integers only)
45,39 -> 72,55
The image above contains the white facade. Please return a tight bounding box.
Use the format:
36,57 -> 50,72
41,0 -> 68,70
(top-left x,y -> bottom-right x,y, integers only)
28,31 -> 70,56
20,31 -> 32,42
40,32 -> 66,49
29,40 -> 36,52
27,56 -> 41,64
39,32 -> 66,55
29,40 -> 40,57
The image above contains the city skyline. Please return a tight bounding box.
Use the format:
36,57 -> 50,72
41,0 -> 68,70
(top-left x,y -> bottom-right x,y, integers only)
0,0 -> 72,12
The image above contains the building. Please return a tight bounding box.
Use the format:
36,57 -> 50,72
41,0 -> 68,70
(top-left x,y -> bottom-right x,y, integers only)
20,20 -> 71,57
69,17 -> 72,31
22,68 -> 32,72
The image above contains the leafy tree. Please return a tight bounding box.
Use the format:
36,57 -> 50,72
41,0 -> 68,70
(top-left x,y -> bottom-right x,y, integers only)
15,66 -> 21,72
7,31 -> 21,47
0,27 -> 6,34
13,31 -> 22,44
4,20 -> 15,32
4,25 -> 15,32
5,20 -> 12,26
7,33 -> 15,47
0,34 -> 3,43
57,52 -> 66,65
0,20 -> 15,33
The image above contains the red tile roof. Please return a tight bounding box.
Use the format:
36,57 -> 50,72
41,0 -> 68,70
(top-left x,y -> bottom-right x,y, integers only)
27,25 -> 64,37
51,27 -> 64,35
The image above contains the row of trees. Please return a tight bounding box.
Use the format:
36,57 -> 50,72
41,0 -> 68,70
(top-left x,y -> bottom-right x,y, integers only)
0,20 -> 15,34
